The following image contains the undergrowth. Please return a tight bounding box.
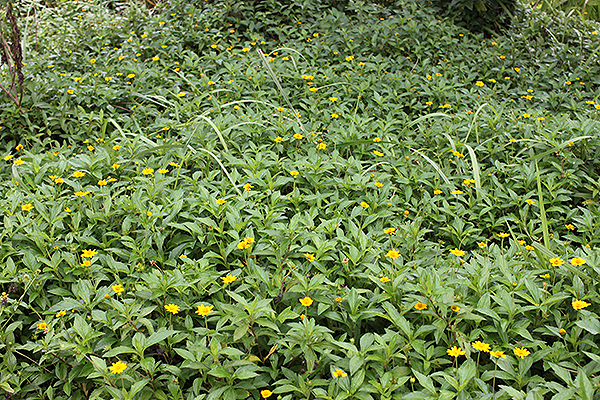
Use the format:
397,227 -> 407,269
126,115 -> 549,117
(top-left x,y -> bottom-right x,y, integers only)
0,0 -> 600,399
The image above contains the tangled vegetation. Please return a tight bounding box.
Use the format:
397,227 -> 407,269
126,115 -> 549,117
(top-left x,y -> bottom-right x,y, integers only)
1,0 -> 600,399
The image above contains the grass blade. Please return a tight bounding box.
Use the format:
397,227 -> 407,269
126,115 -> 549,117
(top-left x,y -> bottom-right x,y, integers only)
187,145 -> 241,196
526,136 -> 593,161
465,144 -> 481,192
409,147 -> 451,185
464,103 -> 488,143
257,49 -> 305,133
191,115 -> 229,153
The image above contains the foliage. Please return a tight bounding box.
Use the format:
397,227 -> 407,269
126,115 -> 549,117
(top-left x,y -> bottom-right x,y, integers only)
430,0 -> 519,34
0,0 -> 600,399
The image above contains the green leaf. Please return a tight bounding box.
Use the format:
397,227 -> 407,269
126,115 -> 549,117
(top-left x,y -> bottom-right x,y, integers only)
412,369 -> 436,395
144,329 -> 178,351
277,307 -> 299,323
575,318 -> 600,335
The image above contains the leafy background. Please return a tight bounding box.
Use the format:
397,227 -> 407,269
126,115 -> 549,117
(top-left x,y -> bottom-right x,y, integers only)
0,0 -> 600,399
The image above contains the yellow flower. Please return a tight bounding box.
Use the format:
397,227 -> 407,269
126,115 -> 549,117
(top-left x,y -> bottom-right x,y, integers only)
317,142 -> 326,150
216,198 -> 226,205
152,56 -> 159,61
559,328 -> 566,334
14,158 -> 24,166
81,260 -> 92,267
4,154 -> 13,161
90,58 -> 96,64
572,299 -> 591,310
475,81 -> 484,87
565,224 -> 575,230
446,346 -> 465,357
329,97 -> 338,102
109,361 -> 127,374
36,321 -> 47,330
450,190 -> 463,195
451,306 -> 460,312
65,207 -> 71,213
415,302 -> 427,310
384,228 -> 396,235
497,232 -> 510,238
55,178 -> 64,184
142,168 -> 154,175
74,191 -> 92,197
237,240 -> 250,249
293,133 -> 303,140
525,245 -> 534,251
333,368 -> 348,377
571,257 -> 586,266
335,297 -> 342,303
373,137 -> 381,142
261,390 -> 273,399
290,170 -> 299,177
472,341 -> 490,353
478,242 -> 487,248
360,201 -> 370,208
98,179 -> 107,186
513,347 -> 530,359
146,211 -> 152,216
373,150 -> 384,157
305,253 -> 316,262
169,162 -> 180,167
164,304 -> 180,314
434,189 -> 442,195
525,199 -> 535,205
490,350 -> 506,359
73,171 -> 86,178
21,204 -> 33,211
195,304 -> 214,316
56,310 -> 66,317
221,274 -> 237,284
509,138 -> 516,143
243,183 -> 253,191
380,276 -> 391,283
158,169 -> 168,173
331,113 -> 339,118
81,249 -> 97,258
112,284 -> 124,294
274,136 -> 282,143
549,257 -> 563,267
385,249 -> 400,259
309,87 -> 318,92
449,248 -> 465,257
540,273 -> 550,279
112,164 -> 120,170
299,297 -> 313,307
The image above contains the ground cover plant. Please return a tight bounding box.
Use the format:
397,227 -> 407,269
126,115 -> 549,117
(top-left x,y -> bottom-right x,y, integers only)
1,0 -> 600,399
